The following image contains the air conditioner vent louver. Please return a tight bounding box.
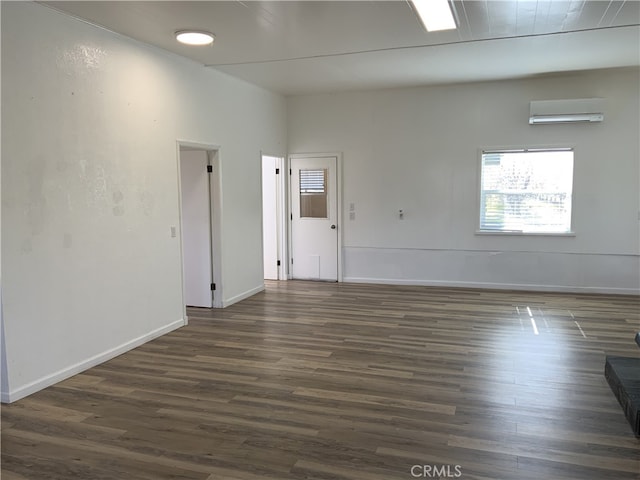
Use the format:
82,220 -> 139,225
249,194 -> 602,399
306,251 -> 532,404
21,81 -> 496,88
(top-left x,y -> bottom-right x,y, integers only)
529,98 -> 604,125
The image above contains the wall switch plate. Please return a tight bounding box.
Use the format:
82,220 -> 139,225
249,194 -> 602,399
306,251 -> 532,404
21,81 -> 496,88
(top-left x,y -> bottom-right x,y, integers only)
170,226 -> 177,238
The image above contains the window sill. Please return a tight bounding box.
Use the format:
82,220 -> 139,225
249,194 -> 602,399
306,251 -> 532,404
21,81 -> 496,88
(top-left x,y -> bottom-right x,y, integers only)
475,230 -> 576,237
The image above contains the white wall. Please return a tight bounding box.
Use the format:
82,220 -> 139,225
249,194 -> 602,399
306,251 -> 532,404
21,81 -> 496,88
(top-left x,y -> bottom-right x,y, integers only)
1,2 -> 286,402
287,68 -> 640,293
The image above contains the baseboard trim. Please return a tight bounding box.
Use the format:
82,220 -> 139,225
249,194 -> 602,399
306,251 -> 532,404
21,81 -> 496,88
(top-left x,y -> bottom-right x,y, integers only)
1,318 -> 185,404
342,277 -> 639,295
222,284 -> 265,308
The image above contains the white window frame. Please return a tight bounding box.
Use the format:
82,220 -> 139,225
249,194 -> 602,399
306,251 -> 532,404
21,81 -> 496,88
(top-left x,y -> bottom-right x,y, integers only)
476,146 -> 576,236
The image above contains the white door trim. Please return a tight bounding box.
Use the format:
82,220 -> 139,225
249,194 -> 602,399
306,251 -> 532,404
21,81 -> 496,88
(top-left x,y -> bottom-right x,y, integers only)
288,152 -> 343,282
176,141 -> 224,314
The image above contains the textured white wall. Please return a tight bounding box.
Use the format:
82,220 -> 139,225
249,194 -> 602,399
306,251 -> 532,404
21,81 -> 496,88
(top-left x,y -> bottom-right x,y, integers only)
1,2 -> 286,401
287,68 -> 640,293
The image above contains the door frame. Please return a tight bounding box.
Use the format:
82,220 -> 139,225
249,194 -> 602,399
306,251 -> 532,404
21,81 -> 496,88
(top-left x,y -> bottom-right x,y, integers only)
288,152 -> 343,282
261,153 -> 287,281
176,140 -> 224,317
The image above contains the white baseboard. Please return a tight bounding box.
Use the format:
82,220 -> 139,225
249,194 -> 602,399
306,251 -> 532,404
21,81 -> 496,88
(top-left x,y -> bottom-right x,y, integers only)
1,318 -> 185,404
222,284 -> 265,307
342,277 -> 640,295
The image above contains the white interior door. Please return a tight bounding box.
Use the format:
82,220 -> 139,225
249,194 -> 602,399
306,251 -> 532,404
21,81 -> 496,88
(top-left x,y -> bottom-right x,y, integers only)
262,155 -> 278,280
180,149 -> 212,307
291,155 -> 338,281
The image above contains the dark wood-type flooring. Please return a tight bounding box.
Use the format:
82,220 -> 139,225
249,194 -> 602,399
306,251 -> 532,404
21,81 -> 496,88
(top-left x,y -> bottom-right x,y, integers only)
2,281 -> 640,479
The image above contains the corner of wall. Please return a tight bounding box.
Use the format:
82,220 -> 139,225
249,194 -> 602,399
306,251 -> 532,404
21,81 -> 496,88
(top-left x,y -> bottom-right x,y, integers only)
1,318 -> 185,404
1,292 -> 10,404
222,284 -> 265,308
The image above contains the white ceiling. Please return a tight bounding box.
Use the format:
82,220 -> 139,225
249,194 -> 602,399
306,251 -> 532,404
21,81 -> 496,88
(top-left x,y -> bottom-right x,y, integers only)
45,1 -> 640,96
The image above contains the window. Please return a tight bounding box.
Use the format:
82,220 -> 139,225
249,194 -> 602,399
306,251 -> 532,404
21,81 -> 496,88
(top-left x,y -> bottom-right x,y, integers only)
299,169 -> 328,218
479,148 -> 574,234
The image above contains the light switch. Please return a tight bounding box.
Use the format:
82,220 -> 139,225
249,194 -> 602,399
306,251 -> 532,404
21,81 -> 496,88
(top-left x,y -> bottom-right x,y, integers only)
170,226 -> 177,238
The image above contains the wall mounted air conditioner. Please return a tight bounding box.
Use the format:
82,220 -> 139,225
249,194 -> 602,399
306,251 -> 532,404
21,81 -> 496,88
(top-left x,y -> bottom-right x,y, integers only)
529,98 -> 604,125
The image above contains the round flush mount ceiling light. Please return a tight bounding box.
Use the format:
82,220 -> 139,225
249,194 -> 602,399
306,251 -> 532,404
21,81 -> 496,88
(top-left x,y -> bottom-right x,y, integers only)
175,30 -> 215,46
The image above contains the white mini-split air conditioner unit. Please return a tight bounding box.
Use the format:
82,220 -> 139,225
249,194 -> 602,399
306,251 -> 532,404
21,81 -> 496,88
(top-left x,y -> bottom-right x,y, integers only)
529,98 -> 604,125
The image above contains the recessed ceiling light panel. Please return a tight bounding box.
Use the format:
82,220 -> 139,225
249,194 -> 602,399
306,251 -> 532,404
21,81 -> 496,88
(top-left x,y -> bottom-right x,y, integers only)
410,0 -> 456,32
175,30 -> 215,46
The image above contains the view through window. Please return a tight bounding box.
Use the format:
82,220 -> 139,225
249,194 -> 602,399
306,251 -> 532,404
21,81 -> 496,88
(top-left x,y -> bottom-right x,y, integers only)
479,148 -> 574,233
299,168 -> 328,218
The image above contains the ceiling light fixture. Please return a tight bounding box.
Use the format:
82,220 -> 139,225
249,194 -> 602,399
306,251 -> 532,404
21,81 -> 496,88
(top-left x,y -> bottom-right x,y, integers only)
410,0 -> 456,32
175,30 -> 215,46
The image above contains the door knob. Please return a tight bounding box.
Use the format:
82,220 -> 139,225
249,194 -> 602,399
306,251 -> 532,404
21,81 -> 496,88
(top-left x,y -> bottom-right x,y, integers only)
330,224 -> 337,229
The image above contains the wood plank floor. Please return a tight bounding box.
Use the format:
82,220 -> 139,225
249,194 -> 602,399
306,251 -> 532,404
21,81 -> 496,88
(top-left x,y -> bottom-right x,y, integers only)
2,281 -> 639,480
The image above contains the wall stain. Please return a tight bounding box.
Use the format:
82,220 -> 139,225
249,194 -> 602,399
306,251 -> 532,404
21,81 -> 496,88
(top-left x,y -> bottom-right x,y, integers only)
21,239 -> 32,254
139,191 -> 154,216
27,157 -> 46,235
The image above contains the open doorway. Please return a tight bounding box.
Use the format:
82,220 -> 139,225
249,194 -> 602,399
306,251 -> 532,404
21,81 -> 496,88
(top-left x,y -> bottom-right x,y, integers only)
177,142 -> 223,314
261,154 -> 286,280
